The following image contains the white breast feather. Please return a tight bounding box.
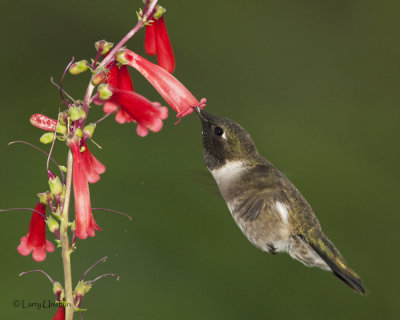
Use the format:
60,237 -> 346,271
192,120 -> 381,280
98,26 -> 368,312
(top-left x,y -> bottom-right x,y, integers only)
275,201 -> 289,224
210,161 -> 245,183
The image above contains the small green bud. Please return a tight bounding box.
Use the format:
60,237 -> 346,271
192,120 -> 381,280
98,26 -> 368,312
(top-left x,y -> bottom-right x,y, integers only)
79,107 -> 87,120
84,282 -> 92,294
37,191 -> 53,205
154,5 -> 167,19
91,70 -> 106,85
59,165 -> 67,173
75,128 -> 83,138
55,123 -> 67,135
53,281 -> 63,296
69,60 -> 89,75
71,220 -> 76,233
116,49 -> 129,65
59,185 -> 66,207
68,105 -> 85,121
95,40 -> 113,55
49,176 -> 63,196
83,123 -> 96,139
58,111 -> 68,125
40,132 -> 55,144
74,280 -> 85,299
80,146 -> 86,152
46,215 -> 59,233
98,83 -> 113,100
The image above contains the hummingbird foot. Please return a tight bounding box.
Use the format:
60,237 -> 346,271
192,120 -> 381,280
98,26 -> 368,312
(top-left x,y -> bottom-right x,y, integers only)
266,243 -> 278,254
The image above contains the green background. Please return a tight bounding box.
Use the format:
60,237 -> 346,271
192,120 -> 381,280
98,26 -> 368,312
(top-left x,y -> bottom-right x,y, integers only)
1,0 -> 399,319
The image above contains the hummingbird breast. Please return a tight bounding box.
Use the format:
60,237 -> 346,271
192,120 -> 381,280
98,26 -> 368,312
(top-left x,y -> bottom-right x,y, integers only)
211,161 -> 291,253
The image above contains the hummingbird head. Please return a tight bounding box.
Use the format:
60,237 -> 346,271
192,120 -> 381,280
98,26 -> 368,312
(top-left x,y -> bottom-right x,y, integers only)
194,107 -> 263,170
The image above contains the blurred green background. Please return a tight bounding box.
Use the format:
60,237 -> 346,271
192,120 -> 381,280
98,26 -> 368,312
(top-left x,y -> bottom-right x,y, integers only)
1,0 -> 399,319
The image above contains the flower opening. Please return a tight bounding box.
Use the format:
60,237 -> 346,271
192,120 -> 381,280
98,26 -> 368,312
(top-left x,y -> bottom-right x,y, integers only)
17,202 -> 55,262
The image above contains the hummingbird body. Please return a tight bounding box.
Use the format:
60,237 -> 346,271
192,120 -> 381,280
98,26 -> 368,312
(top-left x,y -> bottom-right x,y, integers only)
195,108 -> 366,294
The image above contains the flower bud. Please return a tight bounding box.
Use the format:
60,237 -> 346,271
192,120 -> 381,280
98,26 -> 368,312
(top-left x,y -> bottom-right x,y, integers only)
74,280 -> 85,300
56,124 -> 67,135
70,220 -> 76,233
37,191 -> 54,205
59,185 -> 66,206
68,105 -> 85,122
79,107 -> 87,119
30,114 -> 57,131
40,132 -> 55,144
91,70 -> 106,85
58,111 -> 69,125
75,128 -> 83,138
46,215 -> 60,233
154,5 -> 166,19
84,282 -> 92,294
83,123 -> 96,139
48,173 -> 63,196
95,40 -> 113,55
116,49 -> 129,65
69,60 -> 89,75
53,281 -> 63,297
98,83 -> 113,100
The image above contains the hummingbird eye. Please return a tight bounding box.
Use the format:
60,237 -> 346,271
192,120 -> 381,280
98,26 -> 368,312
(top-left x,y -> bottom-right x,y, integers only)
215,127 -> 224,136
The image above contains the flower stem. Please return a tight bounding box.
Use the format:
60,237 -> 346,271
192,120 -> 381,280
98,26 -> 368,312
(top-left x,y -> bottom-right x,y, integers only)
60,150 -> 74,320
82,0 -> 159,115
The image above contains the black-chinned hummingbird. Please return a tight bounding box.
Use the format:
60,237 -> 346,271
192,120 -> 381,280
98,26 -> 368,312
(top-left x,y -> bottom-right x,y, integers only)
195,107 -> 366,295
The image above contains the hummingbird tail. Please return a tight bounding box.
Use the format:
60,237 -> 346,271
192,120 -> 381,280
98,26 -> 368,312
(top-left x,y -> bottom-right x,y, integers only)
307,234 -> 367,295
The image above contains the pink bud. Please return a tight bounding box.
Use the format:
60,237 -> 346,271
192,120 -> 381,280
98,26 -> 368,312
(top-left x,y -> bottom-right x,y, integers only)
30,114 -> 57,131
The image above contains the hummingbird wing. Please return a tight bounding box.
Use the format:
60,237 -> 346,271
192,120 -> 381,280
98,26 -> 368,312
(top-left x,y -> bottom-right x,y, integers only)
298,230 -> 367,295
279,178 -> 367,295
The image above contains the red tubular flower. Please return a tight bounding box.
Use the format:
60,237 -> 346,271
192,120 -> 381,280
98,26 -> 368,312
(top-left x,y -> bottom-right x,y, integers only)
69,138 -> 101,239
17,202 -> 55,262
118,49 -> 206,118
30,114 -> 57,131
52,306 -> 65,320
103,65 -> 169,137
81,144 -> 106,183
145,16 -> 175,73
30,114 -> 66,134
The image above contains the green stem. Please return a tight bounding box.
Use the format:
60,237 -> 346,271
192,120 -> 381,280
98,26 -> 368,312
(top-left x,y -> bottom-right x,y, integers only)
60,150 -> 74,320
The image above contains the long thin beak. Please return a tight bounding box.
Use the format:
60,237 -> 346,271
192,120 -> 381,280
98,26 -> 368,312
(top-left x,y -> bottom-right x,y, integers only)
193,106 -> 202,118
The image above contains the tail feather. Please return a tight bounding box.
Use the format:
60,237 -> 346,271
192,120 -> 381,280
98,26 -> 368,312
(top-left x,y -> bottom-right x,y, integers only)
307,234 -> 367,295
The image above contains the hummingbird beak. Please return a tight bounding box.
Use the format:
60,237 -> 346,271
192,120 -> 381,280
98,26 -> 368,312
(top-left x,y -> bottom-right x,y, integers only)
193,106 -> 202,117
193,106 -> 206,122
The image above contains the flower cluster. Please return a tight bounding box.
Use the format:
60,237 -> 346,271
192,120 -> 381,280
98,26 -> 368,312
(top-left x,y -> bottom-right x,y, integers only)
8,0 -> 207,318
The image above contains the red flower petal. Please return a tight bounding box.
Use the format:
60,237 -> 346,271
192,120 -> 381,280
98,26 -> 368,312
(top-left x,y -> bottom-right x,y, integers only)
69,138 -> 101,239
110,87 -> 168,136
108,65 -> 134,91
155,17 -> 175,73
144,23 -> 157,56
81,144 -> 106,184
17,203 -> 54,261
52,306 -> 65,320
122,50 -> 203,117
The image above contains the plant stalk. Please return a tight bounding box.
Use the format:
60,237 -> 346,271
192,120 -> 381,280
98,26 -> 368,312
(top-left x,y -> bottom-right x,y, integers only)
60,150 -> 74,320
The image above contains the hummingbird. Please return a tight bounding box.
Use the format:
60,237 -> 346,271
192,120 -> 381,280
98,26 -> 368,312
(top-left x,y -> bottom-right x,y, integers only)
194,107 -> 366,295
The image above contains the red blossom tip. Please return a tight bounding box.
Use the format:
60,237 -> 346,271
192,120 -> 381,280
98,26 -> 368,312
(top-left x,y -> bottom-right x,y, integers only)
118,49 -> 205,118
